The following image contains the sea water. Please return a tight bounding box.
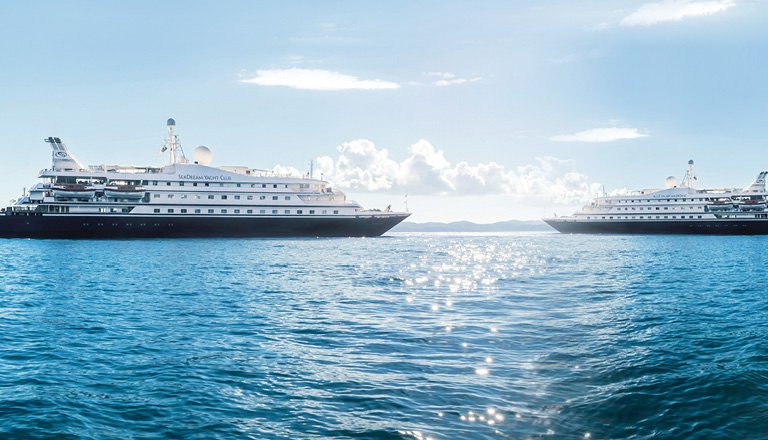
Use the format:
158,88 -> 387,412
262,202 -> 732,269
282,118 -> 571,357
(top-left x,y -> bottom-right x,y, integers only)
0,232 -> 766,439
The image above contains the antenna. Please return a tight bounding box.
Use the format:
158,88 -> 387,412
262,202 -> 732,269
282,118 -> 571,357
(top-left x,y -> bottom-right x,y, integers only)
164,117 -> 187,164
310,160 -> 314,179
404,194 -> 409,212
683,159 -> 696,188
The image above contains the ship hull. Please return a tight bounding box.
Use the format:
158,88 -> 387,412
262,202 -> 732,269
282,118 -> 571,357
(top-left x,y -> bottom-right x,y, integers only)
0,213 -> 409,238
545,219 -> 768,235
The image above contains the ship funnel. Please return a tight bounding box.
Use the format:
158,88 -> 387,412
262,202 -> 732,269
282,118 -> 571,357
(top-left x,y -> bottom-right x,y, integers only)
45,137 -> 85,171
744,171 -> 768,193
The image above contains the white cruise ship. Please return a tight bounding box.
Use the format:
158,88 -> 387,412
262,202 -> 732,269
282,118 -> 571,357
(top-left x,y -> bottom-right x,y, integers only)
545,160 -> 768,234
0,118 -> 409,238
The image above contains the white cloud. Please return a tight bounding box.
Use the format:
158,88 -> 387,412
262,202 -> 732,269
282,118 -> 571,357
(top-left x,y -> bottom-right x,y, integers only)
426,72 -> 481,87
622,0 -> 735,27
240,68 -> 399,91
549,127 -> 648,143
312,139 -> 599,204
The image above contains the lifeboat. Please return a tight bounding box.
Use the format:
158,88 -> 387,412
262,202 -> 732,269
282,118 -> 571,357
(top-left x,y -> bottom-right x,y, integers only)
52,184 -> 96,199
738,200 -> 767,211
104,185 -> 146,199
707,200 -> 733,211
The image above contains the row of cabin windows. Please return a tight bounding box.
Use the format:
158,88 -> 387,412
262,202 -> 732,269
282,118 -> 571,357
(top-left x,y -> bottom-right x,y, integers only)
153,208 -> 339,215
588,215 -> 704,219
616,206 -> 702,211
151,181 -> 292,189
619,198 -> 718,203
153,194 -> 290,201
60,179 -> 318,191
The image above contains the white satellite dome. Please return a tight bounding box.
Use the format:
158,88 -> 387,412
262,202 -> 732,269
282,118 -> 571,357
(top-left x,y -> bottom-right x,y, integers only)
665,175 -> 677,188
193,145 -> 213,165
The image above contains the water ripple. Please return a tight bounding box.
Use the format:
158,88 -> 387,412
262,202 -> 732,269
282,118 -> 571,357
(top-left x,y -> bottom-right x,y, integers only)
1,233 -> 767,438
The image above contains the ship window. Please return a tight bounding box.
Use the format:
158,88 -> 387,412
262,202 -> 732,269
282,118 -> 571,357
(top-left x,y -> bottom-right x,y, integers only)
181,194 -> 187,199
221,195 -> 228,200
284,209 -> 290,214
247,195 -> 253,200
208,195 -> 214,199
193,182 -> 198,187
333,210 -> 339,214
260,209 -> 266,214
179,182 -> 185,186
168,209 -> 174,213
154,194 -> 160,198
234,195 -> 240,200
208,209 -> 214,214
152,181 -> 158,185
664,216 -> 668,219
664,207 -> 668,210
168,194 -> 174,199
273,184 -> 277,188
272,196 -> 278,200
698,216 -> 702,219
195,209 -> 201,214
221,209 -> 227,214
205,183 -> 210,187
122,208 -> 130,213
154,208 -> 160,213
285,185 -> 288,188
167,182 -> 171,186
272,209 -> 278,214
234,209 -> 240,214
260,196 -> 266,200
285,196 -> 290,200
322,210 -> 328,214
237,183 -> 241,187
656,207 -> 659,210
195,195 -> 201,199
262,184 -> 266,188
181,209 -> 187,213
310,210 -> 315,214
247,209 -> 253,214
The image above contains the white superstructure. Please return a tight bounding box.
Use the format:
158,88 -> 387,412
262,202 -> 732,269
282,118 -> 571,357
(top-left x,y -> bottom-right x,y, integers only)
548,160 -> 768,225
20,119 -> 399,221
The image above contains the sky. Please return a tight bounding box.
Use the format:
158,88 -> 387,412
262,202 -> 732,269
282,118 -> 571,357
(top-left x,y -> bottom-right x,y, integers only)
1,0 -> 767,222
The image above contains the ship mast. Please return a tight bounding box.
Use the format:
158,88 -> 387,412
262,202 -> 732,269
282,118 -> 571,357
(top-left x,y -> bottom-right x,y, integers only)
164,117 -> 187,164
683,159 -> 696,188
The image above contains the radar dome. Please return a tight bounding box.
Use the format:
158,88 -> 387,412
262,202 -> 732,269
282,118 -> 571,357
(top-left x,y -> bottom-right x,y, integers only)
193,145 -> 213,165
688,159 -> 694,165
167,117 -> 176,127
665,176 -> 677,188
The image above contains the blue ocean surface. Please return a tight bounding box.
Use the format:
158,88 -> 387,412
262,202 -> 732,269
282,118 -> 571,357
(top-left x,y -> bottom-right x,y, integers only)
1,232 -> 767,439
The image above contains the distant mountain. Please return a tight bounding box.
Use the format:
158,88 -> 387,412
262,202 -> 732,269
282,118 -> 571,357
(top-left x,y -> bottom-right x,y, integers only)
392,220 -> 552,232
